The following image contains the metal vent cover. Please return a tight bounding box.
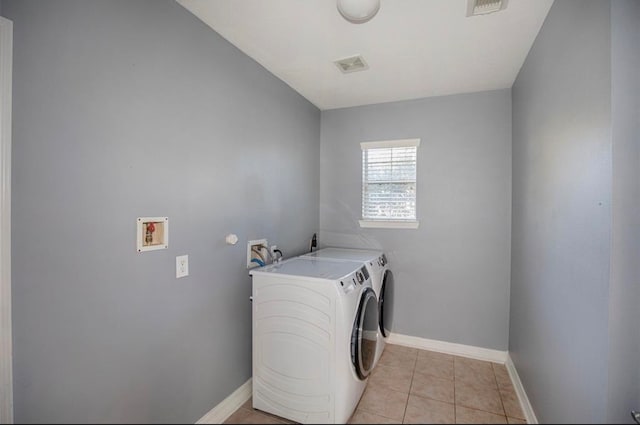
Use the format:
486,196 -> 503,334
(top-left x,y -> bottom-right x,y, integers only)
467,0 -> 508,16
334,55 -> 369,74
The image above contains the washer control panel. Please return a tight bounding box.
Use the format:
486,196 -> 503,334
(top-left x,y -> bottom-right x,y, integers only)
361,266 -> 370,280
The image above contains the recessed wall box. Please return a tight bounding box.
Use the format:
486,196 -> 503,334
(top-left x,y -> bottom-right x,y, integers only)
247,239 -> 268,269
137,217 -> 169,252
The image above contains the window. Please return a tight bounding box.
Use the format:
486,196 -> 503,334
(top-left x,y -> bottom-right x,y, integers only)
360,139 -> 420,229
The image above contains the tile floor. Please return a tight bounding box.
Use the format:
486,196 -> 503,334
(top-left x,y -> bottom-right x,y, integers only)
224,344 -> 526,424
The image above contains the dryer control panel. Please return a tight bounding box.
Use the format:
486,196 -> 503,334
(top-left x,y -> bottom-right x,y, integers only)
367,256 -> 385,275
339,266 -> 371,293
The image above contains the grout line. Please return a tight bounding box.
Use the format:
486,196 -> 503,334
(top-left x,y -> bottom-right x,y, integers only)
402,350 -> 419,423
492,362 -> 508,419
401,350 -> 418,423
453,355 -> 457,423
453,357 -> 512,420
404,348 -> 420,423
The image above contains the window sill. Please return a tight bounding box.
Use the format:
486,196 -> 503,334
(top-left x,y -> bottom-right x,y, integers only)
359,220 -> 420,229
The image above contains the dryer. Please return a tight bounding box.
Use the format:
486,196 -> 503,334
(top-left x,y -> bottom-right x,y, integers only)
249,258 -> 378,424
301,248 -> 393,367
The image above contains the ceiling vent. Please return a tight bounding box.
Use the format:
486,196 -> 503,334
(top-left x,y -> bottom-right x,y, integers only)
334,55 -> 369,74
467,0 -> 508,16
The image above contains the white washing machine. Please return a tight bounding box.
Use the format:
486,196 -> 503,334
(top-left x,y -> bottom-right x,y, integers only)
249,258 -> 379,424
301,248 -> 393,367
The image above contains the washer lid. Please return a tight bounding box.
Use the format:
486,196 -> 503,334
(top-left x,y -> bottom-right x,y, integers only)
250,257 -> 364,280
304,247 -> 383,262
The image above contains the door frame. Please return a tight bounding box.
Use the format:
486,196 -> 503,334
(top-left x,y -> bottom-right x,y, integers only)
0,15 -> 13,425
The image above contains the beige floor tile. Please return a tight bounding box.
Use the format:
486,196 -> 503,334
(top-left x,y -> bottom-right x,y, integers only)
492,363 -> 515,391
410,371 -> 455,404
224,408 -> 287,424
385,344 -> 419,356
418,350 -> 455,363
500,388 -> 525,419
349,409 -> 402,424
454,357 -> 497,389
378,348 -> 418,370
455,357 -> 494,373
369,364 -> 414,393
358,386 -> 409,421
414,356 -> 454,380
455,406 -> 507,424
240,397 -> 253,410
225,355 -> 525,425
455,381 -> 504,416
233,399 -> 296,424
403,395 -> 455,424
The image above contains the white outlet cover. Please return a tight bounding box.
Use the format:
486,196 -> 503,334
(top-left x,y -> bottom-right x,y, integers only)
176,255 -> 189,278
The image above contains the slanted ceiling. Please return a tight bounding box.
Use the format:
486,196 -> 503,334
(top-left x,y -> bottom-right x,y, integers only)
178,0 -> 554,110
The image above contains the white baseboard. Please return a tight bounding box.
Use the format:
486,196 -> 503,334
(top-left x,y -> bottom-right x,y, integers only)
387,333 -> 509,364
505,355 -> 538,424
196,378 -> 252,424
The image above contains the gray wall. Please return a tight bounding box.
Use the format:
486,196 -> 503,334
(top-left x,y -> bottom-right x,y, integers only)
510,1 -> 613,423
2,0 -> 320,423
320,90 -> 512,350
608,0 -> 640,422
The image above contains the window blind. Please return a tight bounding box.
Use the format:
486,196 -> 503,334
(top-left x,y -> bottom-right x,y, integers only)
361,140 -> 418,221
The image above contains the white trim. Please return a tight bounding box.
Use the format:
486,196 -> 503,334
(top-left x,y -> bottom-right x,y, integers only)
0,16 -> 12,425
196,379 -> 252,424
359,220 -> 419,229
505,354 -> 538,424
387,333 -> 508,364
360,138 -> 421,150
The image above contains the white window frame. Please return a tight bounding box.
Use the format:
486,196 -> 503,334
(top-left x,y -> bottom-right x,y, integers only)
359,138 -> 420,229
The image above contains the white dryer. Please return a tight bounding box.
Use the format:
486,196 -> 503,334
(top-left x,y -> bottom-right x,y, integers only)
301,248 -> 393,367
249,258 -> 378,424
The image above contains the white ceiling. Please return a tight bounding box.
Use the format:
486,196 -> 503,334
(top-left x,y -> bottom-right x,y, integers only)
177,0 -> 554,110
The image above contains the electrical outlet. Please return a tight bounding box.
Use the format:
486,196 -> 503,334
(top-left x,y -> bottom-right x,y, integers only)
176,255 -> 189,278
247,239 -> 268,269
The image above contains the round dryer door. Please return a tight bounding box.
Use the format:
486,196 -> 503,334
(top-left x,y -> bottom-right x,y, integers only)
351,287 -> 378,380
379,270 -> 394,338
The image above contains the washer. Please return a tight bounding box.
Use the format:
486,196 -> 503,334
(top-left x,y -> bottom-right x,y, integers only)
249,258 -> 378,424
301,248 -> 393,367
